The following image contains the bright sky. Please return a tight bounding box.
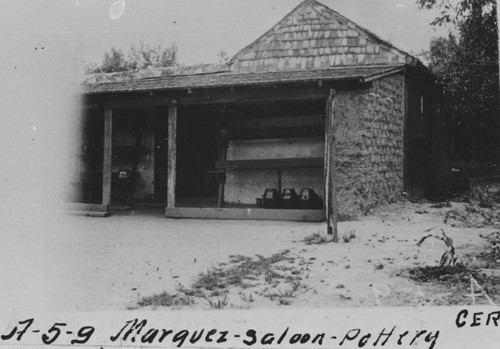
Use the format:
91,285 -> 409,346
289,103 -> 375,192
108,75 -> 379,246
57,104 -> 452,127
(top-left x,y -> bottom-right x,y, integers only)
0,0 -> 452,71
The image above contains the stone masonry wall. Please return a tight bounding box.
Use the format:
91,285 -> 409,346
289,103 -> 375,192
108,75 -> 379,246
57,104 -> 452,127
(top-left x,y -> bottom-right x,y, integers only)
334,73 -> 405,217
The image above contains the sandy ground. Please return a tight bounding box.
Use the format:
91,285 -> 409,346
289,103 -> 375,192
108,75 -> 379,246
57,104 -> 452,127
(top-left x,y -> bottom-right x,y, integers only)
33,200 -> 499,313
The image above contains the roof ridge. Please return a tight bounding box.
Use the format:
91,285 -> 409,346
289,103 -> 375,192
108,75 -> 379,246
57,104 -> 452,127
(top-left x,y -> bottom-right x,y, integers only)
230,0 -> 419,71
229,0 -> 311,64
310,0 -> 412,60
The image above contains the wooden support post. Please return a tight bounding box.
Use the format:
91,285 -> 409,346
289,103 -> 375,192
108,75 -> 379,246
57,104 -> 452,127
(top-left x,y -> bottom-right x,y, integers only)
216,132 -> 228,208
324,90 -> 338,242
277,170 -> 282,195
217,173 -> 226,208
167,104 -> 177,208
102,108 -> 113,207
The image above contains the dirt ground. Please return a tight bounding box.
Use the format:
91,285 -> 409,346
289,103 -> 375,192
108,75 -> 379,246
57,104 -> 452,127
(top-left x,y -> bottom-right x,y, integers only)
37,195 -> 500,313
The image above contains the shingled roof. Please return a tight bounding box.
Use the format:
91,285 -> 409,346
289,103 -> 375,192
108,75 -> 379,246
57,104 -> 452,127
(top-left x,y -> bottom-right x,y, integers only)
231,0 -> 417,73
83,65 -> 404,94
84,0 -> 419,94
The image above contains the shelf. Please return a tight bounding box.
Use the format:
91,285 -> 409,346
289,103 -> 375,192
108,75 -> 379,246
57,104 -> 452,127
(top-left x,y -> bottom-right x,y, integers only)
214,157 -> 324,171
75,145 -> 145,157
228,126 -> 324,140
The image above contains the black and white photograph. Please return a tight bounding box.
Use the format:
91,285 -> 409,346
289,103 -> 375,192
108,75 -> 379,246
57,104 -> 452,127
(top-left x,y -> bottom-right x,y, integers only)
1,0 -> 499,348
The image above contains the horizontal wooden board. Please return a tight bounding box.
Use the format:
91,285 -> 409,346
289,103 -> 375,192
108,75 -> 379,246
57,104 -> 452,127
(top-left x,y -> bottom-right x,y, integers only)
214,157 -> 324,171
64,203 -> 110,217
65,203 -> 109,212
228,126 -> 324,140
165,207 -> 325,222
67,210 -> 110,217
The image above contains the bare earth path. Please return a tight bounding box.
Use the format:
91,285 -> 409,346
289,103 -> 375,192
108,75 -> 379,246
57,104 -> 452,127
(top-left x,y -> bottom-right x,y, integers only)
40,202 -> 499,312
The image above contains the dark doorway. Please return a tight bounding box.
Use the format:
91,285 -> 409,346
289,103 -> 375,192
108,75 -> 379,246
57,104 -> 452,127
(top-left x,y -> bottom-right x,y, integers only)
176,106 -> 219,204
154,107 -> 169,202
73,108 -> 104,204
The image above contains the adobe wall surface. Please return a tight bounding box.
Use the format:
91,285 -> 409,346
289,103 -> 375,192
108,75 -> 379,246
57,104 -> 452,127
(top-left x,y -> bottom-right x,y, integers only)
334,73 -> 405,217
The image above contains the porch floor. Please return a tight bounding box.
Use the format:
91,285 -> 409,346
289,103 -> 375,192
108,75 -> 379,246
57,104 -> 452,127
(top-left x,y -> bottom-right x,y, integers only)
165,206 -> 325,222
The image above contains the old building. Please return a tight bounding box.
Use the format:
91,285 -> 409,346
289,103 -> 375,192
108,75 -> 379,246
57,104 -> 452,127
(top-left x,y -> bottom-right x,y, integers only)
75,0 -> 437,221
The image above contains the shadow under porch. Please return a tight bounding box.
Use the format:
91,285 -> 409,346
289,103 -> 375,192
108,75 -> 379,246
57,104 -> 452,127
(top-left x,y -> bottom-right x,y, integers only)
168,100 -> 327,221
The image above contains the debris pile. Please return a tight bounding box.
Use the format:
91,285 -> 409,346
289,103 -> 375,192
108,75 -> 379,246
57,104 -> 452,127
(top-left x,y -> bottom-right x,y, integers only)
443,204 -> 500,228
478,231 -> 500,265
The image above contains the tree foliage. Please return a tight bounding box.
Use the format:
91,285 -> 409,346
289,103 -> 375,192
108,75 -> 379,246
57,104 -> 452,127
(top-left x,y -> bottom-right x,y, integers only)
417,0 -> 496,26
86,41 -> 178,74
419,0 -> 499,163
217,50 -> 230,64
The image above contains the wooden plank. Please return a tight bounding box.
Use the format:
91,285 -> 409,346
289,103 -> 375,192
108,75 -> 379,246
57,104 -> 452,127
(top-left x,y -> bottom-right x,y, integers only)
165,207 -> 325,222
154,107 -> 169,202
228,126 -> 324,140
217,176 -> 225,208
330,91 -> 338,242
65,203 -> 109,213
362,67 -> 405,83
85,81 -> 365,108
216,135 -> 228,208
178,86 -> 330,105
214,157 -> 324,171
325,90 -> 338,242
102,96 -> 177,108
167,105 -> 177,208
67,211 -> 110,217
277,170 -> 282,196
323,94 -> 331,225
102,108 -> 113,207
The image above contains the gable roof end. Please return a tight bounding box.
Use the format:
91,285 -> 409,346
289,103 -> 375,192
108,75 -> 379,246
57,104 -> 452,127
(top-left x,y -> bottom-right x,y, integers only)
230,0 -> 418,73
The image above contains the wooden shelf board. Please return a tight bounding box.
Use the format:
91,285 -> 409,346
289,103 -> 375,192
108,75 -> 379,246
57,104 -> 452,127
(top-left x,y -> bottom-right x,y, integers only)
214,157 -> 324,171
165,207 -> 325,222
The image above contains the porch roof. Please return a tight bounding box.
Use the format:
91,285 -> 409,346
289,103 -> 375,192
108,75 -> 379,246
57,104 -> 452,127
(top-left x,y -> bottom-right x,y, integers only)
83,64 -> 404,94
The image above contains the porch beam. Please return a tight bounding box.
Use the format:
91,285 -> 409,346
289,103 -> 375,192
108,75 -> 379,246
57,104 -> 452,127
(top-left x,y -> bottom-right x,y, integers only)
101,96 -> 178,109
84,81 -> 366,108
167,104 -> 177,208
177,86 -> 330,105
102,108 -> 113,207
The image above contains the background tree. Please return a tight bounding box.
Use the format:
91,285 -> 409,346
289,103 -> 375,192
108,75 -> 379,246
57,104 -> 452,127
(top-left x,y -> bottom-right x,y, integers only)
418,0 -> 499,168
86,41 -> 178,74
216,50 -> 231,64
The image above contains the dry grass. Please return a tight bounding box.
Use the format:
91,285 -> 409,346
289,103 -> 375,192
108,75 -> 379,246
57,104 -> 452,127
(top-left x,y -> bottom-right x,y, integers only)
136,249 -> 306,309
202,292 -> 229,309
302,232 -> 331,245
262,281 -> 307,306
137,291 -> 193,308
342,229 -> 357,243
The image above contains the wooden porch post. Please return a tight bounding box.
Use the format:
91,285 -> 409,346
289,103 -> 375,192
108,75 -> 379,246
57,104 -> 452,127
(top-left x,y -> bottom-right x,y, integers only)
216,131 -> 228,208
167,104 -> 177,208
324,90 -> 338,242
102,107 -> 113,207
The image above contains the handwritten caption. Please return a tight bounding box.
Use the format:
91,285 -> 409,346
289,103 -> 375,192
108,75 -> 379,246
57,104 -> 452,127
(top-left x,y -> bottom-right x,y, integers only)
2,309 -> 499,348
